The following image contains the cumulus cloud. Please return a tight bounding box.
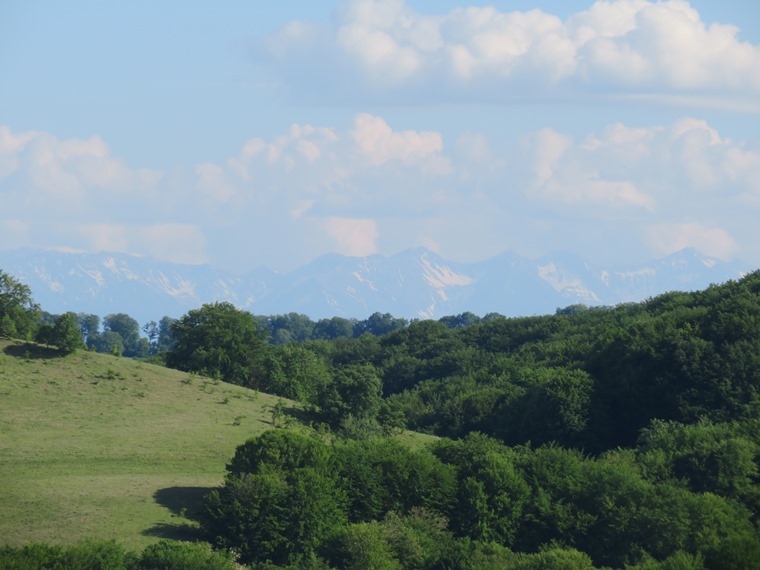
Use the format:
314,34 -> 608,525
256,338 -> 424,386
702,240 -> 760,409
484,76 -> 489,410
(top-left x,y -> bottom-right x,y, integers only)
260,0 -> 760,107
196,163 -> 237,203
646,222 -> 738,260
3,115 -> 760,271
523,126 -> 655,211
519,117 -> 760,221
324,217 -> 379,256
74,223 -> 207,265
351,113 -> 446,168
0,127 -> 162,211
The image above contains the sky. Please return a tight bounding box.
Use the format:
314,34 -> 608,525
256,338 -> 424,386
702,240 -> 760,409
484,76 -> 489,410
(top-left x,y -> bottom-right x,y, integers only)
1,0 -> 760,274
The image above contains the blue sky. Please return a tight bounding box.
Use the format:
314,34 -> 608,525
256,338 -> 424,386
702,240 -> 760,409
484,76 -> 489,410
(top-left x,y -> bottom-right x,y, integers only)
2,0 -> 759,273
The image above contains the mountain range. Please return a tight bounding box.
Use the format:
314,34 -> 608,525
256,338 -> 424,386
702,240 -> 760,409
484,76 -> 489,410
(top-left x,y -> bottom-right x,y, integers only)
0,247 -> 752,325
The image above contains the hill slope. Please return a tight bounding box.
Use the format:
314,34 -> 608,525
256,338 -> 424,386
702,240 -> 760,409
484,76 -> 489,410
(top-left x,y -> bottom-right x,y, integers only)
0,341 -> 295,549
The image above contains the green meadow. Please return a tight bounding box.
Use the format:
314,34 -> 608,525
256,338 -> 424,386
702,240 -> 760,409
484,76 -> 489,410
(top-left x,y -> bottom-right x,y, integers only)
0,340 -> 294,549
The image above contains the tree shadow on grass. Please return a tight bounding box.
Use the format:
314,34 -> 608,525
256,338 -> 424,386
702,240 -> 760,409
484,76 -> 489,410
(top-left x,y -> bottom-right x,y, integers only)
142,486 -> 214,542
282,402 -> 319,425
4,342 -> 62,359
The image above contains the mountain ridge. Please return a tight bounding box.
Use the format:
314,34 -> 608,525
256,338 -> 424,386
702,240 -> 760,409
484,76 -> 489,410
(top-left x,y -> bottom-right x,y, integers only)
0,247 -> 751,324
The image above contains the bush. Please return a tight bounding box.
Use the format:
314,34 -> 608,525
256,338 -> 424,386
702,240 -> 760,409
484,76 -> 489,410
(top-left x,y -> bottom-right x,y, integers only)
139,540 -> 236,570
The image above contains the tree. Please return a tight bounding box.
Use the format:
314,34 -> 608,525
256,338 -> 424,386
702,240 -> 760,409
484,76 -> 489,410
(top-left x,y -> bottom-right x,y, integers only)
89,330 -> 125,355
143,320 -> 159,353
265,312 -> 315,344
313,316 -> 355,340
50,312 -> 84,354
156,316 -> 176,353
355,312 -> 408,337
103,313 -> 144,357
166,302 -> 265,386
438,311 -> 481,329
202,431 -> 346,566
316,364 -> 383,427
433,433 -> 530,546
138,539 -> 236,569
0,270 -> 39,339
261,344 -> 331,403
77,313 -> 100,345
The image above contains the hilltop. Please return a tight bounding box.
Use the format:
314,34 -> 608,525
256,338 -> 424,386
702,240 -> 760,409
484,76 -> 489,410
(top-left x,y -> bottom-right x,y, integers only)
0,341 -> 302,549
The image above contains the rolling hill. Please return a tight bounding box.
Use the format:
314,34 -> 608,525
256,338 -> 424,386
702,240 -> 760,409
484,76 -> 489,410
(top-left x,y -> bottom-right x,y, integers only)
0,342 -> 292,548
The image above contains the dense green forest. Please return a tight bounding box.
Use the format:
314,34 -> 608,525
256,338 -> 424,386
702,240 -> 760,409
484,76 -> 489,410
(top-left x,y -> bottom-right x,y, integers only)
3,269 -> 760,568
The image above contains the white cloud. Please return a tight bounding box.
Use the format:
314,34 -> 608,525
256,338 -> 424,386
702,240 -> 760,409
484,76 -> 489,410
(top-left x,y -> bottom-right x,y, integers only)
351,113 -> 445,167
524,127 -> 655,211
261,0 -> 760,107
0,219 -> 29,250
530,128 -> 573,187
133,224 -> 207,265
196,163 -> 237,203
646,222 -> 738,260
0,127 -> 162,210
0,126 -> 38,178
521,117 -> 760,218
75,224 -> 131,253
324,217 -> 379,256
3,116 -> 760,271
75,223 -> 206,265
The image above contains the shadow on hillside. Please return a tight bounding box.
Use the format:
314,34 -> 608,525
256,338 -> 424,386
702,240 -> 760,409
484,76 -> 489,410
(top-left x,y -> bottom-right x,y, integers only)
142,521 -> 205,542
281,402 -> 319,425
143,486 -> 214,542
3,342 -> 62,360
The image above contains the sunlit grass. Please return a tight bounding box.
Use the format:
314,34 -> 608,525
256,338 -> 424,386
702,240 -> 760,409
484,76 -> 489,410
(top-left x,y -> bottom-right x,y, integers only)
0,339 -> 436,550
0,340 -> 287,549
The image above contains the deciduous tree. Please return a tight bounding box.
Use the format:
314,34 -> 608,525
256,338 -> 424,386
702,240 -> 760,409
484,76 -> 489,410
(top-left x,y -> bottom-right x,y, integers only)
167,302 -> 265,386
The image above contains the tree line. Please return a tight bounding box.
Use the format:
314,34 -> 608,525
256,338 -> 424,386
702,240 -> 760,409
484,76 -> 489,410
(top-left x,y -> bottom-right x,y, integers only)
0,268 -> 435,357
157,270 -> 760,567
4,267 -> 760,567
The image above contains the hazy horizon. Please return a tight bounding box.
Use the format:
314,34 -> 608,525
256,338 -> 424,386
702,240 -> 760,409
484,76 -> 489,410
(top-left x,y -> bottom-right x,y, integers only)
2,0 -> 760,273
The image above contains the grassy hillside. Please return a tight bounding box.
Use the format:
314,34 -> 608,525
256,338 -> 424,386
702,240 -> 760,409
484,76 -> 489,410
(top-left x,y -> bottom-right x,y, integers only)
0,340 -> 304,549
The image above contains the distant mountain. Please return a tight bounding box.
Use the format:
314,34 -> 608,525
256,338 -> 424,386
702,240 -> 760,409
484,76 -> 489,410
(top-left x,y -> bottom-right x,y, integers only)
0,247 -> 751,325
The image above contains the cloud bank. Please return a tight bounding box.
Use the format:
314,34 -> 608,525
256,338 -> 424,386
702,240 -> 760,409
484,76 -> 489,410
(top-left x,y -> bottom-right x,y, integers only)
1,113 -> 759,270
260,0 -> 760,109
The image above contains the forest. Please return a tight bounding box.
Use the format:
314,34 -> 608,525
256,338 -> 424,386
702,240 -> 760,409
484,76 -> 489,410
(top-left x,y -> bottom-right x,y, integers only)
2,268 -> 760,568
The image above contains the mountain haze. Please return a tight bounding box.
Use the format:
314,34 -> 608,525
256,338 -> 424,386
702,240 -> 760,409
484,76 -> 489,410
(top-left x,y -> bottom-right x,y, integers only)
0,247 -> 750,324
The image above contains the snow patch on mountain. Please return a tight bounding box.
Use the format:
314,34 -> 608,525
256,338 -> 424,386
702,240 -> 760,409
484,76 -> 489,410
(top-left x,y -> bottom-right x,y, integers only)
352,271 -> 379,291
615,268 -> 657,279
538,263 -> 600,303
419,256 -> 473,289
35,267 -> 63,293
78,265 -> 105,287
0,247 -> 752,323
150,272 -> 197,300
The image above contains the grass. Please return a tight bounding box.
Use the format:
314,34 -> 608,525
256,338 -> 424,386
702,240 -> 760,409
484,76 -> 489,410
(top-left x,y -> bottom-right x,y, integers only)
0,340 -> 296,549
0,339 -> 437,550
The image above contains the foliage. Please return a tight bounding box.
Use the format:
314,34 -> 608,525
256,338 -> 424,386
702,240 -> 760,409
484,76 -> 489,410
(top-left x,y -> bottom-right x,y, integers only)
166,302 -> 266,386
316,364 -> 383,427
0,270 -> 39,339
49,312 -> 85,354
138,539 -> 236,569
260,344 -> 331,403
0,539 -> 137,569
205,431 -> 346,566
9,267 -> 760,568
103,313 -> 147,357
0,338 -> 302,549
88,329 -> 126,356
0,539 -> 235,570
77,313 -> 100,345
